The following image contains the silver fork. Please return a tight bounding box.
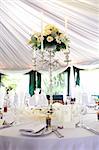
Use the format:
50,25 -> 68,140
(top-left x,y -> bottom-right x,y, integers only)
52,127 -> 64,138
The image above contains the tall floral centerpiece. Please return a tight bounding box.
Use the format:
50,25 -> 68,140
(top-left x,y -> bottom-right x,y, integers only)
28,24 -> 70,104
28,24 -> 69,52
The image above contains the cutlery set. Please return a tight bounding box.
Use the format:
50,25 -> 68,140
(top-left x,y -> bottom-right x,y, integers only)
1,120 -> 98,137
52,128 -> 64,138
0,120 -> 64,138
81,125 -> 99,135
19,126 -> 64,138
76,122 -> 99,135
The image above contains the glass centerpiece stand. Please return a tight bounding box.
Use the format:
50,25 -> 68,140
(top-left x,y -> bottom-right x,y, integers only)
28,24 -> 70,129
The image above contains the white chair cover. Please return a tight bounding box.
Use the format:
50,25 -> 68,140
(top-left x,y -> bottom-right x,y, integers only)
24,93 -> 30,107
81,92 -> 88,105
29,89 -> 40,107
13,92 -> 18,107
0,86 -> 6,107
29,95 -> 37,107
39,90 -> 48,107
29,89 -> 48,107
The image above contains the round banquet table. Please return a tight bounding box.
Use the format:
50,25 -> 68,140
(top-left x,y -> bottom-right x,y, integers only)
0,110 -> 99,150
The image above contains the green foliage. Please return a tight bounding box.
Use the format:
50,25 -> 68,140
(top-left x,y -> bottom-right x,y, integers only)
52,73 -> 65,94
28,24 -> 70,52
43,73 -> 65,95
2,75 -> 20,90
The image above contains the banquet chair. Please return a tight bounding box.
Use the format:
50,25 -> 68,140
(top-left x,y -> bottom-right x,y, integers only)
24,93 -> 30,107
0,86 -> 6,107
53,95 -> 64,104
28,89 -> 41,107
81,92 -> 88,106
39,90 -> 48,107
13,92 -> 19,107
86,95 -> 97,109
52,102 -> 64,111
28,95 -> 36,107
29,89 -> 48,108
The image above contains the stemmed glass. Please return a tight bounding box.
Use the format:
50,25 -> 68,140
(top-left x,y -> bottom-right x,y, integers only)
79,104 -> 87,126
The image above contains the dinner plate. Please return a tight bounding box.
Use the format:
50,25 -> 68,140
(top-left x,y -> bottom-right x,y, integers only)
20,128 -> 52,137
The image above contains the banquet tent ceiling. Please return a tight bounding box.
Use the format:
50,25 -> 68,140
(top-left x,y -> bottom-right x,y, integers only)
0,0 -> 99,73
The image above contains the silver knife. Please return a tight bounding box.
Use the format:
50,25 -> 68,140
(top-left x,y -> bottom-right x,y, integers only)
82,125 -> 99,135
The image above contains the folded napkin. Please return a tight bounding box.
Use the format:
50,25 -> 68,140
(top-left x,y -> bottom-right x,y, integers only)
0,124 -> 12,129
0,119 -> 14,129
0,119 -> 4,125
19,124 -> 46,134
20,127 -> 53,137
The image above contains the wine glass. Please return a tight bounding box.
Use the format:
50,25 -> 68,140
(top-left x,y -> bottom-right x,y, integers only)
79,104 -> 87,126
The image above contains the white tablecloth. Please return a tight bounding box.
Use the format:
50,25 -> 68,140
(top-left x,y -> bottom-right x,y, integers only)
0,112 -> 99,150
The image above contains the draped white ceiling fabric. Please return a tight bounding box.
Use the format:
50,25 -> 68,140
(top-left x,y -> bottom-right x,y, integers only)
0,0 -> 99,73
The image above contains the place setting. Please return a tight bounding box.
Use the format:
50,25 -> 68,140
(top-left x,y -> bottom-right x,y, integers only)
19,125 -> 64,138
0,119 -> 15,130
19,109 -> 64,138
